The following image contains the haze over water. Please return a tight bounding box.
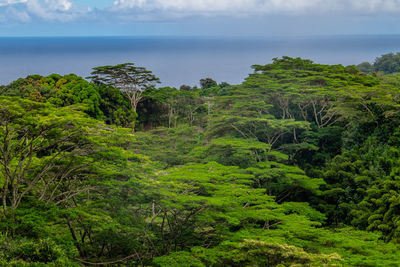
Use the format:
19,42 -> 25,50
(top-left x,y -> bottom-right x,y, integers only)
1,35 -> 400,87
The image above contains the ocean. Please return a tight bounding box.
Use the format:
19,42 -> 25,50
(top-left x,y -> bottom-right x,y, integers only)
1,35 -> 400,87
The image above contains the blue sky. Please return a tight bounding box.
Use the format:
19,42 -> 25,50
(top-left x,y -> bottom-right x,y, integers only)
0,0 -> 400,36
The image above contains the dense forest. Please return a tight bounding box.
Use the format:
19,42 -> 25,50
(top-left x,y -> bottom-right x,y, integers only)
1,55 -> 400,266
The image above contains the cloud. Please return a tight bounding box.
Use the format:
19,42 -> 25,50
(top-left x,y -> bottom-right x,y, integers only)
1,0 -> 400,24
111,0 -> 400,15
113,0 -> 147,9
44,0 -> 72,11
0,0 -> 83,22
27,0 -> 77,21
0,0 -> 27,6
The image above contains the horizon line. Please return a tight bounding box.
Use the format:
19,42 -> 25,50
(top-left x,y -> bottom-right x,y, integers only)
1,33 -> 400,38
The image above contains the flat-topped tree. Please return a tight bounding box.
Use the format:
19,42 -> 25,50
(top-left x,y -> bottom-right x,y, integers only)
88,63 -> 160,129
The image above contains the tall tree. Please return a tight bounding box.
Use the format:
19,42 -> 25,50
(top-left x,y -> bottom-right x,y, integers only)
88,63 -> 160,130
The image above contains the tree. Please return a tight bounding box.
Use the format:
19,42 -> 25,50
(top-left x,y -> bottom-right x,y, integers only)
179,85 -> 193,91
357,52 -> 400,74
189,137 -> 271,168
199,78 -> 217,89
48,76 -> 104,119
0,97 -> 95,220
373,52 -> 400,74
357,62 -> 374,73
88,63 -> 160,130
0,74 -> 136,127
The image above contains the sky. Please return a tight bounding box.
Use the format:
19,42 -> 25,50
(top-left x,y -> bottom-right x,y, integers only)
0,0 -> 400,36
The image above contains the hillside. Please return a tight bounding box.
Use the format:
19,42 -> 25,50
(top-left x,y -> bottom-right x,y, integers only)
1,57 -> 400,266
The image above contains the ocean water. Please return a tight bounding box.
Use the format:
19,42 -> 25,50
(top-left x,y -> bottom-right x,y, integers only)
1,35 -> 400,87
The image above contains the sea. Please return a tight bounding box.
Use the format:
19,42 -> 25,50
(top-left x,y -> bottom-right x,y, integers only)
1,35 -> 400,87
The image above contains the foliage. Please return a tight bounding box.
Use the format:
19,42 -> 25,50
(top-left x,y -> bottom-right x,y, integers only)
139,86 -> 206,129
373,52 -> 400,74
0,236 -> 78,266
88,63 -> 160,116
190,137 -> 270,168
2,56 -> 400,266
199,78 -> 218,89
357,62 -> 374,73
132,125 -> 202,168
357,52 -> 400,74
0,97 -> 99,219
0,74 -> 135,127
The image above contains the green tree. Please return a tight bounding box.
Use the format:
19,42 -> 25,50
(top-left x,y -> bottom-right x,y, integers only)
0,97 -> 97,220
200,78 -> 217,89
0,74 -> 136,127
88,63 -> 160,131
374,52 -> 400,74
357,62 -> 374,73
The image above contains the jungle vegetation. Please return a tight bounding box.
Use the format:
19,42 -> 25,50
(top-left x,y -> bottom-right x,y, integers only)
0,56 -> 400,266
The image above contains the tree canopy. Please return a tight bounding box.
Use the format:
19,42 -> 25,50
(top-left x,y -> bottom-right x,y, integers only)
88,63 -> 160,113
357,52 -> 400,74
1,56 -> 400,266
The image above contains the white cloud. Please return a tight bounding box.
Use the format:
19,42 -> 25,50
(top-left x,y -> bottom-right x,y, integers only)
113,0 -> 146,9
0,0 -> 27,6
44,0 -> 72,11
111,0 -> 400,15
27,0 -> 79,21
0,0 -> 84,22
1,0 -> 400,24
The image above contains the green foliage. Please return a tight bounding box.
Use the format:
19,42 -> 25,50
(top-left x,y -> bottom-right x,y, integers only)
133,125 -> 202,167
200,78 -> 218,89
88,63 -> 160,91
357,62 -> 374,73
3,56 -> 400,266
247,161 -> 325,203
0,96 -> 152,263
88,63 -> 160,129
154,240 -> 342,267
317,128 -> 400,243
374,52 -> 400,74
0,96 -> 100,218
1,74 -> 59,99
153,251 -> 205,267
139,86 -> 206,129
357,52 -> 400,74
190,137 -> 270,168
0,236 -> 78,266
353,179 -> 400,242
48,75 -> 104,119
146,162 -> 332,261
97,84 -> 136,127
0,74 -> 135,126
